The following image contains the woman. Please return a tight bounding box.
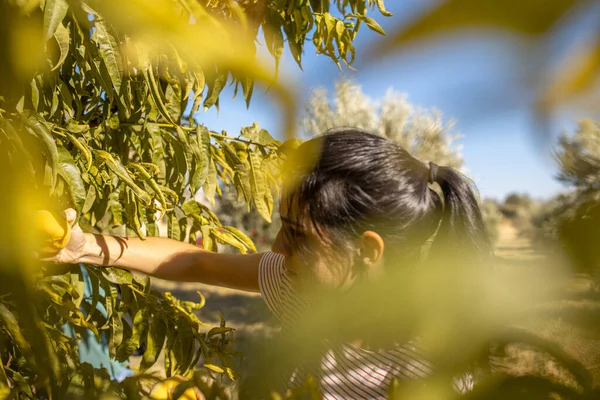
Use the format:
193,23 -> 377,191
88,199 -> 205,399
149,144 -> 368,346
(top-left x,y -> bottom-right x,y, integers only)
48,128 -> 491,399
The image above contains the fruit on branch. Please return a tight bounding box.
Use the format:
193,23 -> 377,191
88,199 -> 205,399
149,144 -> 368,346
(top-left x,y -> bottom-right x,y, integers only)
34,210 -> 71,253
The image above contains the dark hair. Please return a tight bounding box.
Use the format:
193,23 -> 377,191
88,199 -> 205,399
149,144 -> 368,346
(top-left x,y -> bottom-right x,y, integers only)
282,127 -> 491,265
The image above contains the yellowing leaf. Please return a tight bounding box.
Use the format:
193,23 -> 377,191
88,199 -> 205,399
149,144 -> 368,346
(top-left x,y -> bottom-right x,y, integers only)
538,38 -> 600,112
203,363 -> 225,374
371,0 -> 581,58
210,227 -> 247,254
223,226 -> 256,253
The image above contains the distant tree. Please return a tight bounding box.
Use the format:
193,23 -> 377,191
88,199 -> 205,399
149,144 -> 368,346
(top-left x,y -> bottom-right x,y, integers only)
497,192 -> 539,237
556,119 -> 600,190
303,79 -> 464,169
527,120 -> 600,273
481,199 -> 502,246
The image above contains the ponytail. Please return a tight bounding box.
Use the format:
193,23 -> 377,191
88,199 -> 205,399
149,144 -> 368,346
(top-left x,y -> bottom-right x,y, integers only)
430,164 -> 492,258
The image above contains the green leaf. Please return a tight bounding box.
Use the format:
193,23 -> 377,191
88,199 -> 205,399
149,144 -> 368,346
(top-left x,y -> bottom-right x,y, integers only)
203,159 -> 217,206
30,77 -> 40,111
168,213 -> 185,241
288,40 -> 304,70
128,163 -> 169,211
207,326 -> 233,338
83,266 -> 101,322
240,123 -> 278,146
103,284 -> 118,330
51,22 -> 70,71
200,225 -> 215,251
175,126 -> 193,165
110,312 -> 125,352
375,0 -> 393,17
95,19 -> 123,94
82,185 -> 96,214
191,126 -> 211,191
221,141 -> 244,170
248,151 -> 271,223
141,314 -> 167,371
165,83 -> 183,123
174,321 -> 194,374
241,77 -> 254,108
23,114 -> 59,190
43,0 -> 69,41
64,131 -> 92,171
50,88 -> 60,117
94,150 -> 152,205
57,146 -> 86,211
264,13 -> 285,76
164,326 -> 177,377
362,16 -> 386,36
225,226 -> 256,253
0,120 -> 35,179
69,271 -> 85,308
125,187 -> 145,239
162,129 -> 188,191
203,67 -> 228,111
7,370 -> 34,397
146,123 -> 167,182
0,304 -> 33,362
182,200 -> 202,217
211,227 -> 247,254
192,69 -> 206,101
233,170 -> 252,210
108,189 -> 123,225
116,308 -> 149,362
103,268 -> 133,285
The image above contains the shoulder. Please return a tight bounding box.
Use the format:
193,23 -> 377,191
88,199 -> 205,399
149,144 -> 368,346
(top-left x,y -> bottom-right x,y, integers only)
258,251 -> 304,323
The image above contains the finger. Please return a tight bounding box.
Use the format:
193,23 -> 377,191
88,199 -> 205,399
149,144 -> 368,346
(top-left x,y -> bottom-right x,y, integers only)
64,208 -> 78,226
39,254 -> 59,263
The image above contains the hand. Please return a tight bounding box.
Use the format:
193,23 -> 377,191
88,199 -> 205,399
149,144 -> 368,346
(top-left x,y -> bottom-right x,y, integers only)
41,208 -> 87,264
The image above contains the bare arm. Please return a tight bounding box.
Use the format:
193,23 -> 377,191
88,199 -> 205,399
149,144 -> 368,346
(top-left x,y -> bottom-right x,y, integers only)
78,233 -> 262,292
42,209 -> 264,292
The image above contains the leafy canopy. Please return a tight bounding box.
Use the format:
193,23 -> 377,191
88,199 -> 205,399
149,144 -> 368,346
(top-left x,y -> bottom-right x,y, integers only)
0,0 -> 390,398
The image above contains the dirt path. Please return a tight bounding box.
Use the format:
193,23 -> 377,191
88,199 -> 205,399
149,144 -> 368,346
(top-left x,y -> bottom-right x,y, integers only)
495,218 -> 544,261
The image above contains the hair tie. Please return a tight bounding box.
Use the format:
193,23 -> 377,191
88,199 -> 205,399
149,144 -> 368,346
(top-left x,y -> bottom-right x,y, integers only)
428,161 -> 438,184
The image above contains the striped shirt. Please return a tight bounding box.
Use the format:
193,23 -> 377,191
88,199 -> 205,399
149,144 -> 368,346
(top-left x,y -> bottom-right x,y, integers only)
258,251 -> 473,399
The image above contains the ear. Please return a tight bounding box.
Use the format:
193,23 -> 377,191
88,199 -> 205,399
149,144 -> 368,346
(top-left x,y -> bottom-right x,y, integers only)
357,231 -> 385,266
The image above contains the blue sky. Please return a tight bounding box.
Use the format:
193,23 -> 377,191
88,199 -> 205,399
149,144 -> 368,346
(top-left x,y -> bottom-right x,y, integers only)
192,1 -> 599,201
